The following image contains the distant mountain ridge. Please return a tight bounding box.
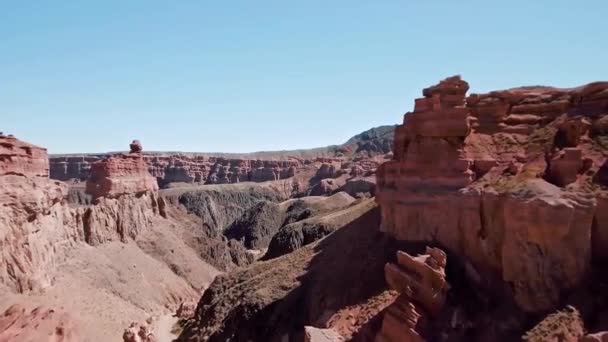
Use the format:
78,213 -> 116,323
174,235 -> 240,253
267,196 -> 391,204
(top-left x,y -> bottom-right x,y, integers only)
51,124 -> 397,160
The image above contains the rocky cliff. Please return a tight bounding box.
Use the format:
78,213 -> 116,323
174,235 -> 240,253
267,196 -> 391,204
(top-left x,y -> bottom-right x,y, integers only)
377,76 -> 608,313
0,136 -> 168,293
0,137 -> 219,341
86,140 -> 159,199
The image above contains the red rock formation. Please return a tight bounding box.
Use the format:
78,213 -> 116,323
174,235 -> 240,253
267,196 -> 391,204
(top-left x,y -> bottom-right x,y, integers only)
51,153 -> 305,185
0,304 -> 81,342
0,133 -> 66,215
377,76 -> 608,312
86,141 -> 158,199
0,136 -> 167,292
0,133 -> 50,178
376,247 -> 449,342
50,151 -> 388,188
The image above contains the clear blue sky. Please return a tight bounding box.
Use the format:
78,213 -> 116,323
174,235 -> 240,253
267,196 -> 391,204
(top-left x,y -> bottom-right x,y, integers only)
1,1 -> 606,154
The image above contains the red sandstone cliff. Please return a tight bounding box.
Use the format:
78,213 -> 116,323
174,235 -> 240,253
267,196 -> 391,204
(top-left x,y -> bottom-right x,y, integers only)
0,137 -> 168,293
51,153 -> 304,186
377,76 -> 608,312
86,141 -> 159,199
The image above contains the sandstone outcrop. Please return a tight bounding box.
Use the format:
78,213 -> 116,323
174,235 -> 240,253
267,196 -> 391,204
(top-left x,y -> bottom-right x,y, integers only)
0,133 -> 65,217
377,76 -> 608,312
375,248 -> 449,342
0,136 -> 168,293
51,154 -> 303,185
86,141 -> 159,199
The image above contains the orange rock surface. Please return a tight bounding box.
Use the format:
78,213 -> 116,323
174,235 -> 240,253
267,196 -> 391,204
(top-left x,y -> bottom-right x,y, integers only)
86,141 -> 159,199
0,137 -> 168,293
376,247 -> 449,342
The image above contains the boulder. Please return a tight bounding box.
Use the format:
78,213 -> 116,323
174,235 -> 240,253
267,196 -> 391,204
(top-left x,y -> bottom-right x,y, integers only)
376,247 -> 449,342
130,139 -> 143,153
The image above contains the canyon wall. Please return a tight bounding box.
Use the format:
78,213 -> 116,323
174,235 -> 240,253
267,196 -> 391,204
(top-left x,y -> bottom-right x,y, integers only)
376,76 -> 608,312
48,125 -> 396,188
0,136 -> 166,293
50,154 -> 302,186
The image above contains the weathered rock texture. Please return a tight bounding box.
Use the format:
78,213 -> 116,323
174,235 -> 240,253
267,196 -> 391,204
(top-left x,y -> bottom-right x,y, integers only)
51,154 -> 302,185
377,76 -> 608,312
522,306 -> 585,342
375,248 -> 449,342
0,304 -> 81,342
86,141 -> 159,199
0,136 -> 167,293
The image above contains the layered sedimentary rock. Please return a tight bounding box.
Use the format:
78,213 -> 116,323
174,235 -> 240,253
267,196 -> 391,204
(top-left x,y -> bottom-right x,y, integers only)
377,76 -> 608,312
375,248 -> 449,342
49,126 -> 395,188
0,137 -> 167,293
86,141 -> 159,199
51,154 -> 303,185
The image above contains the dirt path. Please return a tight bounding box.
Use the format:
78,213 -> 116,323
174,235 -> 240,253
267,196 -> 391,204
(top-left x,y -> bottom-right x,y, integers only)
153,314 -> 179,342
